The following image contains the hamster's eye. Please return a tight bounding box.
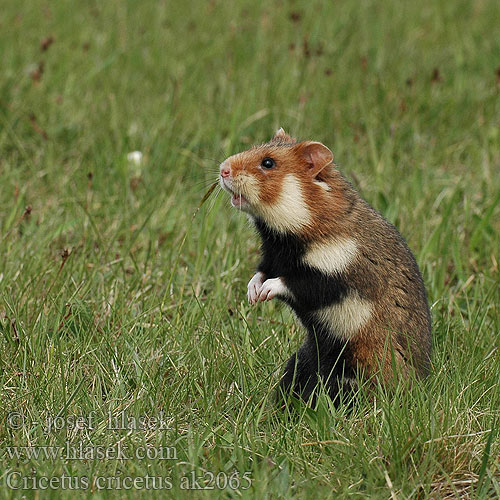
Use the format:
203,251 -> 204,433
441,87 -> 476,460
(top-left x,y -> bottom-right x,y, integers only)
261,157 -> 275,170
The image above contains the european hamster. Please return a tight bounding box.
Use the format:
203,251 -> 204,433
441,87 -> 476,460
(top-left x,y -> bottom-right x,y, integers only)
219,128 -> 431,406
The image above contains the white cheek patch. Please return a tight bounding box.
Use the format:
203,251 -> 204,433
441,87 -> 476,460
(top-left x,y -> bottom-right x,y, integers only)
315,292 -> 373,341
303,237 -> 358,275
257,174 -> 311,233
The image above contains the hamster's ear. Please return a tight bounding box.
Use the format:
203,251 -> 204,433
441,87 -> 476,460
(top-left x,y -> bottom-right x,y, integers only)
271,128 -> 296,143
296,141 -> 334,177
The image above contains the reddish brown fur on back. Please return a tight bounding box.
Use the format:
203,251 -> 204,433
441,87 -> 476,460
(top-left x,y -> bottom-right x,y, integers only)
296,167 -> 354,240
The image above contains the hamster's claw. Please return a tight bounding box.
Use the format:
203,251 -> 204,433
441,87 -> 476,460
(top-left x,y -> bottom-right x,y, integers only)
247,272 -> 265,305
257,277 -> 287,302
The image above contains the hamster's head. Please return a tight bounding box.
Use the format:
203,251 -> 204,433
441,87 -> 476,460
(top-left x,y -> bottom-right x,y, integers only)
219,128 -> 337,234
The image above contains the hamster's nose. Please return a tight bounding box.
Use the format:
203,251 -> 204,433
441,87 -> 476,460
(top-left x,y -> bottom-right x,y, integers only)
220,162 -> 231,178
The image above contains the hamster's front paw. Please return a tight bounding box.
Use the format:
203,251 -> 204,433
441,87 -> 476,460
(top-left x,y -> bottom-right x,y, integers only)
257,277 -> 288,302
247,272 -> 265,305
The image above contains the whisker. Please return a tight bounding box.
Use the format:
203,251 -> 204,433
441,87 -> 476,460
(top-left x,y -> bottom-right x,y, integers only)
191,178 -> 219,191
200,157 -> 224,165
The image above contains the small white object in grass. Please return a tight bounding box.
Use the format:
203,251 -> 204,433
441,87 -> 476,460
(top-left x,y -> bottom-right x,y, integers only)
127,151 -> 143,165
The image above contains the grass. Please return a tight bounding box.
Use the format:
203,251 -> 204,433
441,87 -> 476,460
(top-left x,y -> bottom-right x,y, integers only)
1,0 -> 499,498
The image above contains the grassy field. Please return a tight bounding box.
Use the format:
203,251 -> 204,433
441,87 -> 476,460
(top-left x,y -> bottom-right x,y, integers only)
1,0 -> 500,498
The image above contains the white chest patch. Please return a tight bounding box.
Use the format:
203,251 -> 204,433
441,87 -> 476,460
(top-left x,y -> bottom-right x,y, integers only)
257,174 -> 311,233
315,292 -> 373,340
303,237 -> 358,275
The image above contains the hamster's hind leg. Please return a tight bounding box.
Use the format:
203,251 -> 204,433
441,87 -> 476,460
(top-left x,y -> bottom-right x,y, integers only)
277,351 -> 319,407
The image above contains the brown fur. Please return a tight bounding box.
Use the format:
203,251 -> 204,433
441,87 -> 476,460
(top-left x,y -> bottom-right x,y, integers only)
220,130 -> 431,396
226,140 -> 353,240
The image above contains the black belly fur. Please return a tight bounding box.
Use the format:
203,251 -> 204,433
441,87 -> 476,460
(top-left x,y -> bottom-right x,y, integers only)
254,218 -> 355,405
